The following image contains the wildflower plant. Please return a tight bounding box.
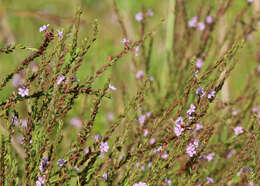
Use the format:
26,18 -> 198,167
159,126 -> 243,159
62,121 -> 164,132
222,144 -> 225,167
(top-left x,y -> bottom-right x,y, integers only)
0,1 -> 259,185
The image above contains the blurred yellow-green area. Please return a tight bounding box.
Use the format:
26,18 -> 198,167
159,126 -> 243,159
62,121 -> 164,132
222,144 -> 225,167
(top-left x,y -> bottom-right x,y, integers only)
0,0 -> 259,136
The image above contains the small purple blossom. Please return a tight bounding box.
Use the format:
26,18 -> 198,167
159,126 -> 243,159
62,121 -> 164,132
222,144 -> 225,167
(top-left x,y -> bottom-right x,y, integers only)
39,157 -> 49,172
12,74 -> 25,87
232,110 -> 239,116
18,87 -> 29,97
133,181 -> 147,186
195,123 -> 203,131
187,104 -> 196,115
109,84 -> 117,91
70,117 -> 82,128
136,70 -> 145,79
20,119 -> 28,128
161,153 -> 169,159
147,9 -> 154,16
39,24 -> 50,32
57,75 -> 65,85
207,89 -> 216,100
188,16 -> 197,28
196,58 -> 204,69
196,87 -> 205,97
248,0 -> 254,3
138,115 -> 146,124
57,158 -> 66,167
234,126 -> 243,135
102,173 -> 108,181
250,182 -> 254,186
164,178 -> 172,185
141,165 -> 146,171
174,116 -> 184,136
100,142 -> 109,153
206,16 -> 213,24
143,129 -> 149,137
149,138 -> 156,144
36,175 -> 46,186
207,177 -> 214,183
93,135 -> 102,142
205,153 -> 215,162
120,38 -> 130,44
197,22 -> 206,31
57,29 -> 63,39
186,140 -> 199,157
135,12 -> 143,22
135,46 -> 140,56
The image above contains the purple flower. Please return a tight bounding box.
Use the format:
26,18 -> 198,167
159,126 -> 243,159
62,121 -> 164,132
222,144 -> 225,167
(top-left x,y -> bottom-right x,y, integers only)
18,87 -> 29,97
196,87 -> 205,97
234,126 -> 243,135
36,175 -> 46,186
257,65 -> 260,73
109,84 -> 117,91
133,182 -> 147,186
135,46 -> 140,56
250,182 -> 254,186
100,142 -> 109,153
138,115 -> 146,124
102,173 -> 108,181
188,16 -> 197,28
186,140 -> 199,157
153,146 -> 162,154
39,157 -> 49,172
206,16 -> 213,24
164,178 -> 172,185
136,70 -> 145,79
205,153 -> 215,162
147,9 -> 154,16
207,89 -> 216,100
207,177 -> 214,183
57,29 -> 63,39
57,75 -> 65,85
135,12 -> 143,22
248,0 -> 254,3
20,119 -> 28,128
120,38 -> 130,44
161,153 -> 169,159
196,58 -> 204,69
57,159 -> 66,167
195,123 -> 203,131
12,74 -> 25,87
197,22 -> 205,31
70,117 -> 82,128
149,76 -> 154,82
232,110 -> 239,116
149,138 -> 156,144
143,129 -> 149,137
187,104 -> 196,115
141,165 -> 146,171
148,162 -> 152,168
93,135 -> 102,142
174,117 -> 184,136
39,24 -> 50,32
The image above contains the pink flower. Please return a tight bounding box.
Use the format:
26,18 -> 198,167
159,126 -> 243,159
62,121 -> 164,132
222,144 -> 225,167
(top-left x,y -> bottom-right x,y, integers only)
57,75 -> 65,85
205,153 -> 215,161
147,9 -> 154,16
100,142 -> 109,153
39,24 -> 50,32
196,58 -> 204,69
186,140 -> 199,157
18,87 -> 29,97
197,22 -> 205,31
135,12 -> 143,22
109,84 -> 117,91
133,182 -> 147,186
143,129 -> 149,137
207,177 -> 214,183
188,16 -> 197,28
206,16 -> 213,24
248,0 -> 254,3
234,126 -> 243,135
136,70 -> 145,79
174,117 -> 184,136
